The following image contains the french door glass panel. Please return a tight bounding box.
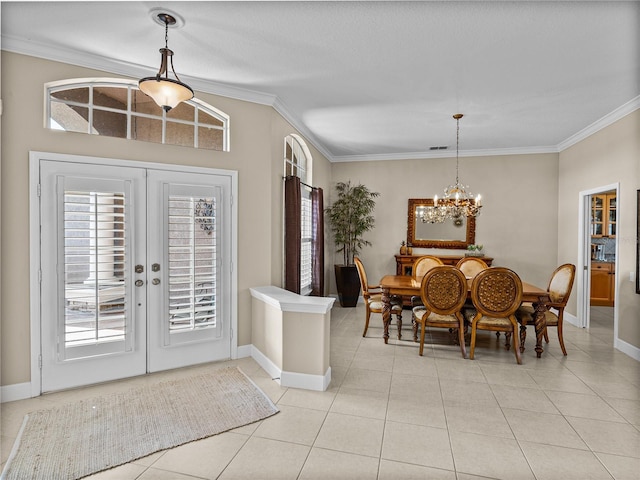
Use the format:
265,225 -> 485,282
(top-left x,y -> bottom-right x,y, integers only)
40,162 -> 147,392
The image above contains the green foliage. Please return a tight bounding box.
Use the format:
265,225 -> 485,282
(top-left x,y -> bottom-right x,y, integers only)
325,181 -> 380,265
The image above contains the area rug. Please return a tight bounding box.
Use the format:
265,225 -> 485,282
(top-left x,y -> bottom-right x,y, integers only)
1,367 -> 278,480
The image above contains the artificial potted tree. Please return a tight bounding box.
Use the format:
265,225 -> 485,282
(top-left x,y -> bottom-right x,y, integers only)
325,181 -> 380,307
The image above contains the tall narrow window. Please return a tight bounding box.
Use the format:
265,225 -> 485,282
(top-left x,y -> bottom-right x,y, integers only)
46,78 -> 230,152
284,135 -> 323,296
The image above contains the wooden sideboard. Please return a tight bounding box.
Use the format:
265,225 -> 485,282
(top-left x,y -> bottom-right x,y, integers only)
395,254 -> 494,275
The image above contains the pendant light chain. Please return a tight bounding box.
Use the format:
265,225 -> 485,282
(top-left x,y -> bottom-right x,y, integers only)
455,115 -> 460,186
164,18 -> 169,50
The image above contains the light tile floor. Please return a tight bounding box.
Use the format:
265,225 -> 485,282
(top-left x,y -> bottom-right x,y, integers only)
2,305 -> 639,479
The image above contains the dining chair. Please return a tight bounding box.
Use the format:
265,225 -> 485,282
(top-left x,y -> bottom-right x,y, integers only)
354,256 -> 403,338
516,263 -> 576,355
455,257 -> 489,278
413,266 -> 468,357
468,267 -> 524,364
456,256 -> 490,335
410,256 -> 445,340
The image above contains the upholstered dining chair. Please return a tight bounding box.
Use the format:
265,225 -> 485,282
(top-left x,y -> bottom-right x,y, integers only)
456,257 -> 489,278
456,256 -> 490,333
354,256 -> 403,338
413,266 -> 468,357
410,256 -> 445,340
516,263 -> 576,355
468,267 -> 524,364
413,255 -> 445,278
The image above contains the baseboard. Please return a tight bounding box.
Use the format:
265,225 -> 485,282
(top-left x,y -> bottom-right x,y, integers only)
615,338 -> 640,361
1,382 -> 32,403
250,345 -> 331,391
236,344 -> 252,359
565,311 -> 639,361
564,311 -> 579,327
280,368 -> 331,391
250,345 -> 282,381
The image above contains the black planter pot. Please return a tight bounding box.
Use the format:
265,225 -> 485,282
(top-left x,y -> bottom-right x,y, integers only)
334,264 -> 361,307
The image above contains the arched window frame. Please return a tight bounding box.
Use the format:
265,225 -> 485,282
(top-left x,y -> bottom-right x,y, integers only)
284,134 -> 312,185
44,78 -> 230,152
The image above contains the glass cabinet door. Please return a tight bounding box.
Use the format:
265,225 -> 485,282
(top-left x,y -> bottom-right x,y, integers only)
591,195 -> 604,236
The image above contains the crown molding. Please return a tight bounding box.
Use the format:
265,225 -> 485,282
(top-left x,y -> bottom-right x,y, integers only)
3,34 -> 637,163
557,95 -> 640,152
271,97 -> 336,162
1,34 -> 278,106
330,145 -> 560,163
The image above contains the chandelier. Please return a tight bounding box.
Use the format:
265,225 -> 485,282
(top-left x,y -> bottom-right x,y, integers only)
139,13 -> 194,112
418,114 -> 482,224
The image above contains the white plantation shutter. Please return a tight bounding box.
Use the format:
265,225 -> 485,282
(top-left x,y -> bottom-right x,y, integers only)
168,196 -> 217,331
61,188 -> 131,359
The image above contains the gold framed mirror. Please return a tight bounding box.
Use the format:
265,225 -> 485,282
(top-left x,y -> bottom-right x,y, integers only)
406,198 -> 476,249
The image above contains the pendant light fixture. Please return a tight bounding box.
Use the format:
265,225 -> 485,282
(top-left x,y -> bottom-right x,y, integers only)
139,13 -> 194,112
418,114 -> 482,223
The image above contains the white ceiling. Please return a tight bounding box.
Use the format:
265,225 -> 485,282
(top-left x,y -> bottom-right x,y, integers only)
2,1 -> 639,161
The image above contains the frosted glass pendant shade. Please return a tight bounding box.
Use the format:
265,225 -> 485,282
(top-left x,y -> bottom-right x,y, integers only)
139,76 -> 194,112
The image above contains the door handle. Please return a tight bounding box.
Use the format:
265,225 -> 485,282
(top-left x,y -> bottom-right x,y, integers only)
152,278 -> 161,285
135,279 -> 144,287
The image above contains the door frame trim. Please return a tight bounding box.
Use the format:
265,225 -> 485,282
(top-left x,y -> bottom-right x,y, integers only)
29,151 -> 238,397
576,183 -> 619,336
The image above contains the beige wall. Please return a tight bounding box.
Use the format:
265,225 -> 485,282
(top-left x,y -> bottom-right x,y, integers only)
558,110 -> 640,349
328,153 -> 560,294
2,50 -> 638,389
0,51 -> 331,386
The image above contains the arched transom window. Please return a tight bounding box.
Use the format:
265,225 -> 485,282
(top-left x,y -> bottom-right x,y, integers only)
46,78 -> 230,152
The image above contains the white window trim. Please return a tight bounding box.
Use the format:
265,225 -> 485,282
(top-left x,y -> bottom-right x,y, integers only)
44,78 -> 230,152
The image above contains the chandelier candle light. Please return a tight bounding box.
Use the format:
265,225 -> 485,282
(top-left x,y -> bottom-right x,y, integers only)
139,13 -> 194,112
419,114 -> 482,223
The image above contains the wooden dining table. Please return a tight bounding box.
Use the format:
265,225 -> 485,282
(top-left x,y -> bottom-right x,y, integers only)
379,274 -> 550,358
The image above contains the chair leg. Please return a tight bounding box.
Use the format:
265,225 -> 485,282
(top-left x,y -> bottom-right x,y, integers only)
543,327 -> 549,344
504,332 -> 511,350
519,324 -> 527,353
419,322 -> 427,356
557,321 -> 567,356
511,327 -> 522,364
457,322 -> 467,358
412,313 -> 418,342
362,306 -> 371,337
470,325 -> 477,359
396,312 -> 403,340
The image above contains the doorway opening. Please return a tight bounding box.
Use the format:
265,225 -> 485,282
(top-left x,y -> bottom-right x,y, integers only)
579,184 -> 618,344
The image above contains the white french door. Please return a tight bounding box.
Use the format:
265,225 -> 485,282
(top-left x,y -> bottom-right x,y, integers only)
146,169 -> 230,372
39,158 -> 233,392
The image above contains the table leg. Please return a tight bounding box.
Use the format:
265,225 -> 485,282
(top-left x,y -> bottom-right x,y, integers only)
382,287 -> 391,344
532,299 -> 547,358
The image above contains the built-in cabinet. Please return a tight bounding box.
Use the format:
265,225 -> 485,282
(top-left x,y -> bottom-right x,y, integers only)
591,193 -> 616,237
590,261 -> 615,306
